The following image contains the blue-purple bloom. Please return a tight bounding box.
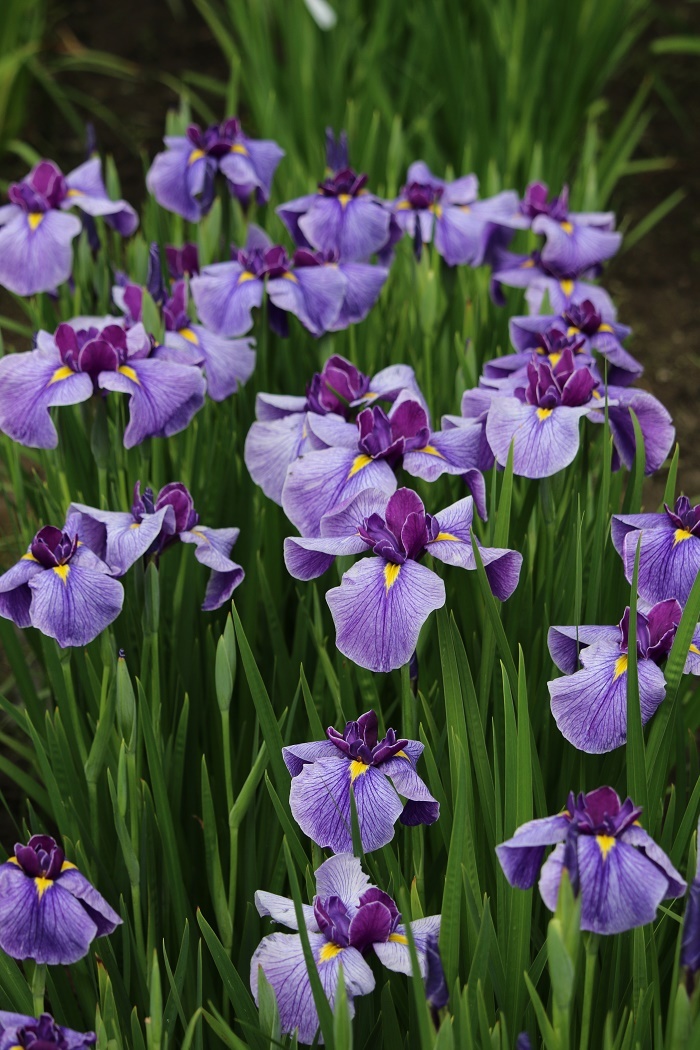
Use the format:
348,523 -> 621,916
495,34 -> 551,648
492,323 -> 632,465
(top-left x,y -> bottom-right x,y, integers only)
251,852 -> 441,1045
284,487 -> 521,672
0,319 -> 206,450
0,525 -> 123,648
496,786 -> 686,934
0,1012 -> 96,1050
0,834 -> 121,963
68,481 -> 244,611
0,158 -> 137,296
146,117 -> 284,221
680,834 -> 700,985
283,709 -> 438,853
612,497 -> 700,607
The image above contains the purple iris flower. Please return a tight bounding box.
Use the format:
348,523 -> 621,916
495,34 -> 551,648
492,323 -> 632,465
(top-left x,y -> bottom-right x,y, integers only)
284,487 -> 522,673
490,243 -> 618,319
546,599 -> 692,753
0,1012 -> 95,1050
68,481 -> 244,612
166,242 -> 200,279
277,129 -> 391,262
283,709 -> 438,853
282,392 -> 487,537
244,355 -> 424,504
392,161 -> 520,266
0,525 -> 123,648
496,786 -> 686,934
251,852 -> 442,1045
680,847 -> 700,986
0,319 -> 206,450
0,834 -> 121,963
0,158 -> 137,297
146,117 -> 284,221
611,497 -> 700,607
114,267 -> 255,402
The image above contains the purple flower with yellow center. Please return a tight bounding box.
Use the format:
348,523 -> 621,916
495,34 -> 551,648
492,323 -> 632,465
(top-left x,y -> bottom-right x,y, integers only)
0,525 -> 123,648
0,1012 -> 95,1050
68,481 -> 244,611
251,852 -> 442,1046
283,709 -> 438,853
547,600 -> 686,753
0,319 -> 206,450
490,244 -> 618,318
0,158 -> 137,297
496,786 -> 686,934
284,487 -> 521,672
282,392 -> 487,537
146,117 -> 284,221
611,496 -> 700,607
277,129 -> 391,262
0,834 -> 121,963
392,161 -> 520,266
244,355 -> 424,504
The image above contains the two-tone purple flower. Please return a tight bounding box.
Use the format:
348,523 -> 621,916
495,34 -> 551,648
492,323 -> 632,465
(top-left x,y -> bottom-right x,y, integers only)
0,525 -> 123,648
68,481 -> 244,612
251,852 -> 442,1045
283,710 -> 438,852
489,245 -> 617,319
612,497 -> 700,607
244,355 -> 424,503
146,117 -> 284,221
0,158 -> 137,297
496,786 -> 686,934
284,487 -> 521,672
0,319 -> 206,450
0,834 -> 121,963
0,1013 -> 95,1050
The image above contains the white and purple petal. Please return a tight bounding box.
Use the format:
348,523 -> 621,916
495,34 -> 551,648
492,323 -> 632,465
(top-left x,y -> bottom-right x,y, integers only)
0,863 -> 98,964
179,526 -> 244,611
146,141 -> 213,222
0,556 -> 44,628
547,624 -> 622,674
496,815 -> 570,889
254,890 -> 319,932
64,157 -> 138,236
267,266 -> 346,337
191,263 -> 263,336
329,263 -> 388,330
372,914 -> 441,977
0,210 -> 82,296
97,358 -> 206,449
486,399 -> 589,478
67,504 -> 173,575
163,326 -> 255,401
27,556 -> 123,648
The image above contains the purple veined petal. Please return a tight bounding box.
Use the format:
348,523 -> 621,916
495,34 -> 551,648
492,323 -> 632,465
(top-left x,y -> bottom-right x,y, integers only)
245,413 -> 310,504
402,426 -> 485,483
0,557 -> 44,628
276,195 -> 318,248
372,914 -> 441,977
621,521 -> 700,606
549,645 -> 667,753
0,209 -> 82,296
297,197 -> 343,255
405,161 -> 444,189
534,215 -> 622,274
67,504 -> 172,575
442,173 -> 479,204
218,137 -> 285,203
590,331 -> 642,385
610,511 -> 668,560
440,412 -> 495,472
547,624 -> 622,674
320,487 -> 393,537
527,277 -> 617,322
685,625 -> 700,675
326,556 -> 445,673
282,740 -> 341,776
55,867 -> 121,937
255,392 -> 308,421
0,863 -> 98,964
179,526 -> 244,611
315,853 -> 373,907
282,446 -> 397,538
333,197 -> 392,262
605,387 -> 675,476
366,364 -> 425,408
620,825 -> 687,898
254,890 -> 319,932
328,263 -> 388,330
191,263 -> 263,336
425,535 -> 522,601
496,815 -> 570,889
538,842 -> 566,912
379,755 -> 439,827
508,314 -> 557,352
433,205 -> 486,266
28,558 -> 123,648
164,325 -> 255,401
267,265 -> 346,337
284,534 -> 369,582
421,494 -> 474,541
0,203 -> 20,227
250,931 -> 373,1046
486,399 -> 588,478
97,357 -> 206,449
146,143 -> 211,222
289,758 -> 404,853
305,413 -> 359,450
64,158 -> 138,236
573,833 -> 672,934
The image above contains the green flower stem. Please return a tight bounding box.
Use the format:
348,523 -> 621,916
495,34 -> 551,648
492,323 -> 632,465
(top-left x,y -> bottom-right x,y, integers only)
31,962 -> 46,1017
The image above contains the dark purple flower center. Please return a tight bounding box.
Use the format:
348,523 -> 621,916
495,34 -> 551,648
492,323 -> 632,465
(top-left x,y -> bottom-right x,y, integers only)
13,834 -> 65,879
8,160 -> 67,213
314,886 -> 401,953
30,527 -> 78,569
520,181 -> 569,222
163,281 -> 191,332
356,400 -> 431,463
166,243 -> 200,279
54,323 -> 136,381
401,181 -> 443,211
519,349 -> 597,410
155,482 -> 199,533
236,244 -> 290,279
665,495 -> 700,536
562,300 -> 603,336
565,787 -> 641,838
318,167 -> 368,199
327,709 -> 409,765
186,118 -> 245,159
617,600 -> 681,664
305,355 -> 371,416
532,328 -> 587,362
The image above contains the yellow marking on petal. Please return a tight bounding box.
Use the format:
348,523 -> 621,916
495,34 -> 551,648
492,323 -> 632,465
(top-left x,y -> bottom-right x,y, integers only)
596,834 -> 616,860
460,204 -> 471,213
7,856 -> 19,864
53,564 -> 69,582
66,188 -> 83,198
48,365 -> 74,385
349,759 -> 370,783
348,454 -> 372,477
129,522 -> 140,529
363,391 -> 378,400
435,531 -> 459,542
548,351 -> 562,367
118,365 -> 140,384
338,194 -> 352,208
592,390 -> 602,399
231,143 -> 249,156
613,654 -> 628,680
384,562 -> 401,591
28,213 -> 43,231
560,279 -> 574,296
238,270 -> 256,283
674,529 -> 694,545
188,149 -> 205,165
190,529 -> 209,542
395,750 -> 409,759
566,326 -> 581,337
689,644 -> 700,656
60,860 -> 77,871
560,220 -> 574,234
599,323 -> 614,333
21,552 -> 38,561
536,407 -> 553,421
35,876 -> 53,899
178,327 -> 199,344
389,932 -> 408,944
421,444 -> 444,457
282,272 -> 298,283
430,203 -> 443,218
319,942 -> 343,962
395,200 -> 412,210
521,258 -> 535,269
